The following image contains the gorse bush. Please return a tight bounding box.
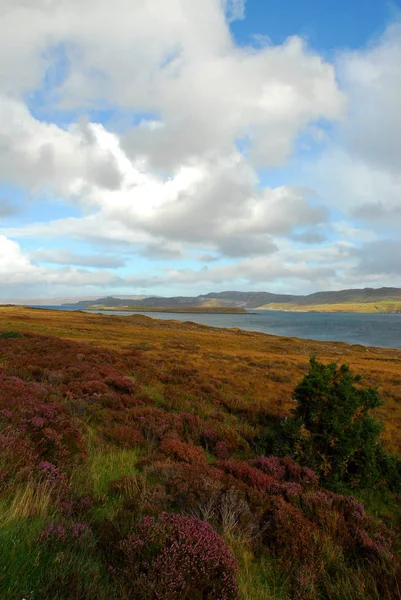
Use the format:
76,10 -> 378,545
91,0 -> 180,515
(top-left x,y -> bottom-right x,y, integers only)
271,356 -> 401,491
0,331 -> 24,339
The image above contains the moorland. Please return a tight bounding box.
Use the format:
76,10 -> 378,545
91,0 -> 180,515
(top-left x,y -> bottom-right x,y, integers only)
87,306 -> 248,314
66,286 -> 401,313
0,306 -> 400,599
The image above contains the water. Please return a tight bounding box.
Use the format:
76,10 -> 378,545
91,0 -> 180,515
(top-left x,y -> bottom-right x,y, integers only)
29,305 -> 401,350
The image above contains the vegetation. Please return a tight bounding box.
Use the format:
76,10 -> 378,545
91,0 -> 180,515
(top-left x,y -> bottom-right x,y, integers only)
89,306 -> 248,314
66,287 -> 401,311
266,357 -> 401,491
260,301 -> 401,313
0,307 -> 400,599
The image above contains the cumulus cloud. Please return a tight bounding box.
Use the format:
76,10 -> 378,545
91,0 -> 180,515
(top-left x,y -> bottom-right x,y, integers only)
353,240 -> 401,276
2,127 -> 329,258
0,1 -> 345,170
0,1 -> 399,297
309,21 -> 401,230
224,0 -> 246,22
0,98 -> 123,196
0,198 -> 18,218
0,234 -> 125,297
30,248 -> 126,268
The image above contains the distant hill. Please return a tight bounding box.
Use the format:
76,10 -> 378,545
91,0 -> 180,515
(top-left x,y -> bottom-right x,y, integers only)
63,287 -> 401,312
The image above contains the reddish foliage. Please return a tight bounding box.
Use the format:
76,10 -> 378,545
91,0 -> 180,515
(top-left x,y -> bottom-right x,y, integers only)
102,423 -> 146,448
261,496 -> 319,565
159,438 -> 206,464
129,406 -> 184,442
0,432 -> 36,489
119,513 -> 239,600
252,456 -> 286,480
218,461 -> 276,492
0,370 -> 85,478
38,521 -> 92,544
215,440 -> 230,460
109,475 -> 168,515
153,461 -> 224,514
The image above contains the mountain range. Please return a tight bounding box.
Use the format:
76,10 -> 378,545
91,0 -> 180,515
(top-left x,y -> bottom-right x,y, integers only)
63,287 -> 401,310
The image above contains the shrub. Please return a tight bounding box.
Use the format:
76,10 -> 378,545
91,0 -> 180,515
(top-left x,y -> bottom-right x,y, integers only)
0,331 -> 24,339
153,461 -> 224,517
0,371 -> 86,476
159,438 -> 206,464
275,357 -> 400,490
119,513 -> 239,599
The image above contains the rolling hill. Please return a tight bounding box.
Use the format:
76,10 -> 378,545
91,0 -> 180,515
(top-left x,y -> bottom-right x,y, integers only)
64,287 -> 401,313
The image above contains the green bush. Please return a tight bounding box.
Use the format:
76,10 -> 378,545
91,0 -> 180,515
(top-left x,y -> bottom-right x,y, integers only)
0,331 -> 24,339
272,357 -> 401,491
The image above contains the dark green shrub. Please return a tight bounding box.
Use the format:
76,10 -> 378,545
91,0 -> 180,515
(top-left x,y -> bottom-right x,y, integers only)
0,330 -> 24,338
273,357 -> 401,491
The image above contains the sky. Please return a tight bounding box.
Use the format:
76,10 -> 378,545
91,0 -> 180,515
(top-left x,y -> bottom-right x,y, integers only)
0,0 -> 400,300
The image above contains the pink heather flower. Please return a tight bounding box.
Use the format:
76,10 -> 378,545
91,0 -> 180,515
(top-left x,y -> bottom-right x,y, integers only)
119,513 -> 239,600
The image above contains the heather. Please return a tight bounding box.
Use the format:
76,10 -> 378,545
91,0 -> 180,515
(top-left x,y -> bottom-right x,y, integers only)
0,308 -> 400,599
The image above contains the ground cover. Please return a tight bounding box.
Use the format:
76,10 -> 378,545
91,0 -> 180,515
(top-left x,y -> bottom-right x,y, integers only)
0,307 -> 400,599
259,301 -> 401,313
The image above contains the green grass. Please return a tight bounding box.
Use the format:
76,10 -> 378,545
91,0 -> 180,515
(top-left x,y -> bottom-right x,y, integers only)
229,540 -> 291,600
0,514 -> 113,600
82,447 -> 141,496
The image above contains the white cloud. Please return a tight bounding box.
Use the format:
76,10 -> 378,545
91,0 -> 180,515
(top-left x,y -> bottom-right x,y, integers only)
0,234 -> 124,294
0,1 -> 344,171
0,98 -> 122,196
224,0 -> 246,22
30,248 -> 126,268
309,21 -> 401,229
0,1 -> 399,297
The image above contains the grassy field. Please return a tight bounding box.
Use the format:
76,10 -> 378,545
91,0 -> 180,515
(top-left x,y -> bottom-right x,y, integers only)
259,300 -> 401,313
1,306 -> 400,453
0,306 -> 400,599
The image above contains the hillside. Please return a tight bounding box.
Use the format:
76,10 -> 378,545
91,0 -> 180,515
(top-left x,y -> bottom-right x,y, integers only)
0,307 -> 400,599
88,306 -> 248,314
260,301 -> 401,313
64,287 -> 401,313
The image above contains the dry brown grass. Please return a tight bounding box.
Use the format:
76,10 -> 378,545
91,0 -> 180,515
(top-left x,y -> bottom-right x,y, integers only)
1,306 -> 400,455
0,482 -> 54,525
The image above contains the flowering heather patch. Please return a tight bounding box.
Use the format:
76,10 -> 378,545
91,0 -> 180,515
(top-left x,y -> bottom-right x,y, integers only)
129,406 -> 184,442
215,440 -> 230,459
159,438 -> 206,464
0,370 -> 85,477
0,316 -> 400,600
280,457 -> 318,488
102,423 -> 146,447
38,521 -> 92,544
252,456 -> 286,480
217,460 -> 276,492
153,461 -> 224,515
0,334 -> 146,411
262,496 -> 319,565
119,513 -> 239,599
0,432 -> 36,489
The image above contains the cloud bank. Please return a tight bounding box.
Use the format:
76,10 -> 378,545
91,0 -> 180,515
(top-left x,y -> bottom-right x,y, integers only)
0,1 -> 400,298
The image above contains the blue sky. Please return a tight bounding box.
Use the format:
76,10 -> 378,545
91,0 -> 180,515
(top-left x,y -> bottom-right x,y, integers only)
233,0 -> 399,51
0,0 -> 400,301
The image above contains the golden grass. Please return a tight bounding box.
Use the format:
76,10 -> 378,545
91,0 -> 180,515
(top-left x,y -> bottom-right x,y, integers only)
259,301 -> 401,313
1,306 -> 400,455
0,482 -> 54,525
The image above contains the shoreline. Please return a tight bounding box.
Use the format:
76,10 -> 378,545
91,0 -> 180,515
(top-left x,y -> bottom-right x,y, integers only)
83,306 -> 249,314
0,304 -> 399,352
